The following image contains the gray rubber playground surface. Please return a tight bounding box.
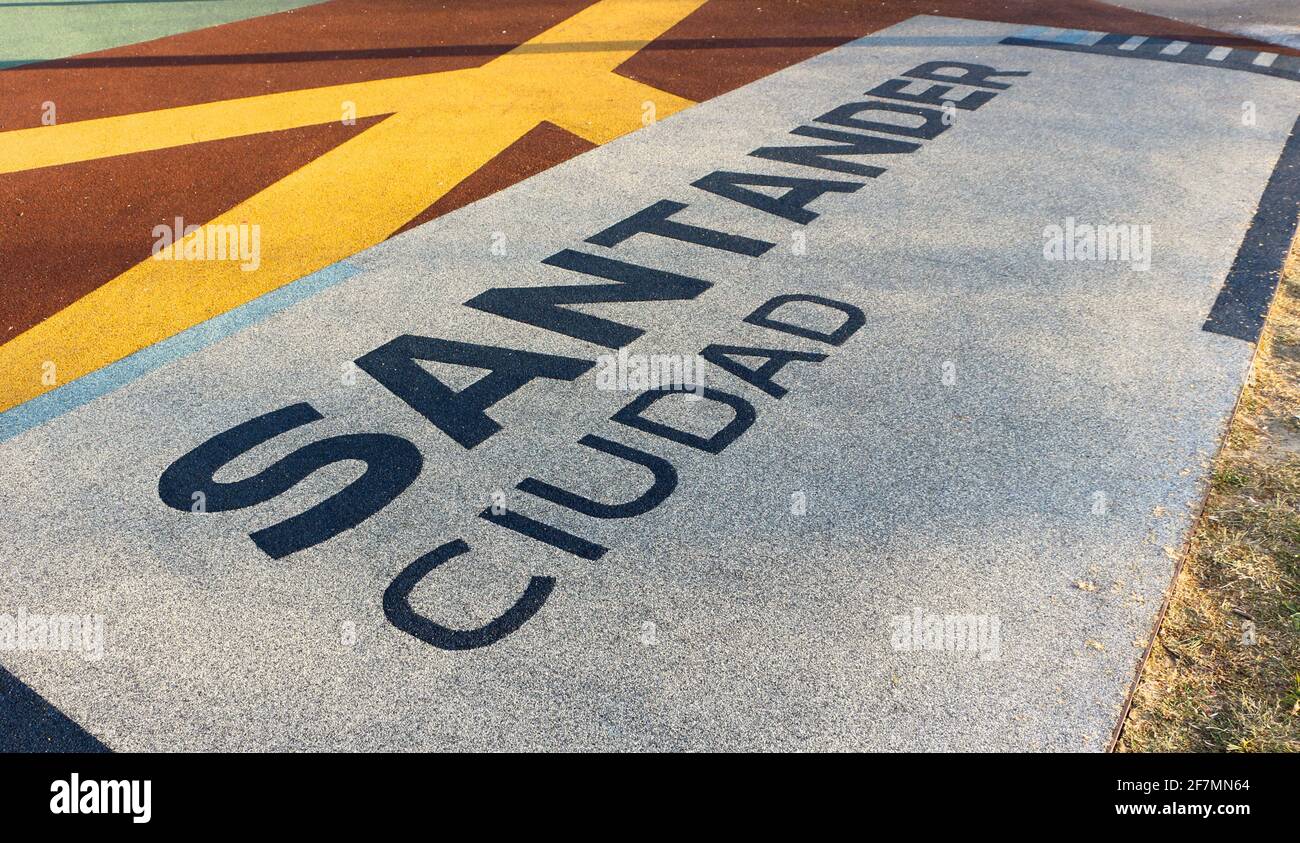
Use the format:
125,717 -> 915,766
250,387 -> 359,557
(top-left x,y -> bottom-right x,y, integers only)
1,15 -> 1298,750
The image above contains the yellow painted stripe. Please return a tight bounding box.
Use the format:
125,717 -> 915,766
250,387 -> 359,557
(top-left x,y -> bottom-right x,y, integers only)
0,0 -> 704,414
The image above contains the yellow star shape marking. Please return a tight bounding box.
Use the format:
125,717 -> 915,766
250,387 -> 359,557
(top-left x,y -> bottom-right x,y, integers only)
0,0 -> 705,414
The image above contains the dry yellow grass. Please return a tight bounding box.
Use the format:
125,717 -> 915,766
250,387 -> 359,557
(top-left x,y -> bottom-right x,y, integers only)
1117,245 -> 1300,753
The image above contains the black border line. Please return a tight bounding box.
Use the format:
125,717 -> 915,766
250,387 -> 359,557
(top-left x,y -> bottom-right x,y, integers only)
1203,115 -> 1300,342
0,663 -> 109,752
1000,35 -> 1300,84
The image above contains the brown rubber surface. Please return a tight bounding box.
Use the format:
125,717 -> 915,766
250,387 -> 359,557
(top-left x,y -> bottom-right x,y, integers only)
0,118 -> 381,342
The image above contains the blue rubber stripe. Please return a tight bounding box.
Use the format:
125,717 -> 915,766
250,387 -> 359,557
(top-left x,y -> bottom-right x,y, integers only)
1052,29 -> 1092,45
